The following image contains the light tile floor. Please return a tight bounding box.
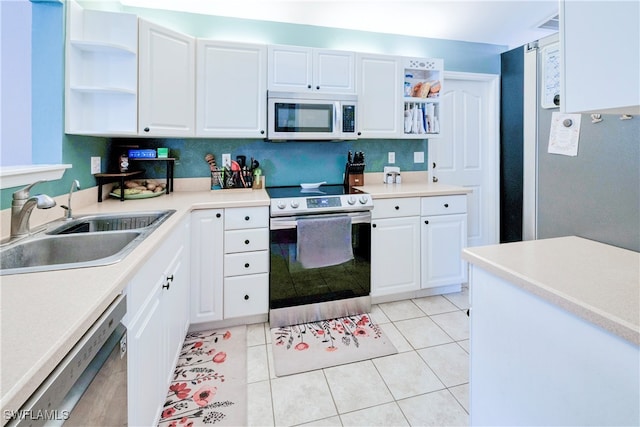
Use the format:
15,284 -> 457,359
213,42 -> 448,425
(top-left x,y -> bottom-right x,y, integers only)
246,288 -> 470,426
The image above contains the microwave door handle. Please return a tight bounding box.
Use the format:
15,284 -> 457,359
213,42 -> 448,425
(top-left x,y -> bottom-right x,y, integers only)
334,102 -> 340,133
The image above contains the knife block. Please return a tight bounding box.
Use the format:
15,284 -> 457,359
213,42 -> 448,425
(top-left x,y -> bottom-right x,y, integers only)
348,173 -> 364,187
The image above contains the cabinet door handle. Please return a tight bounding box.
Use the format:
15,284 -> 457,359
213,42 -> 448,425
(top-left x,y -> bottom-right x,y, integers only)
244,239 -> 250,245
162,274 -> 174,290
244,263 -> 250,268
395,206 -> 400,210
144,127 -> 150,133
316,85 -> 320,90
444,203 -> 449,208
424,220 -> 429,225
260,130 -> 265,135
372,223 -> 377,228
307,84 -> 312,89
244,294 -> 250,300
244,216 -> 250,221
216,213 -> 221,218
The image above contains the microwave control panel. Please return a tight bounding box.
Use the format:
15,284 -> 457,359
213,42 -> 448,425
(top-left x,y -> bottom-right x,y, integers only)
342,105 -> 356,133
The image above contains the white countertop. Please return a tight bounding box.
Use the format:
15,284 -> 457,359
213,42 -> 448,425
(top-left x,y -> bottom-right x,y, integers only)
462,236 -> 640,346
354,171 -> 472,198
0,188 -> 269,419
0,175 -> 468,417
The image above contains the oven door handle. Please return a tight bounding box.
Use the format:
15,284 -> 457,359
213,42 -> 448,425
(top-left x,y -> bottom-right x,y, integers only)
270,211 -> 371,230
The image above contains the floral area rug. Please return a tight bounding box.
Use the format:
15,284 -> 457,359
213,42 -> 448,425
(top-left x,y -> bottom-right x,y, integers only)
270,313 -> 397,377
158,325 -> 247,427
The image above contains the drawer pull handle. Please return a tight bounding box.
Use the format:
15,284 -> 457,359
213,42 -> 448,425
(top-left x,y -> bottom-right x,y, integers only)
244,263 -> 250,268
395,206 -> 399,210
244,294 -> 250,300
444,203 -> 449,208
245,216 -> 250,221
244,239 -> 250,245
372,224 -> 377,228
424,220 -> 429,224
162,283 -> 170,290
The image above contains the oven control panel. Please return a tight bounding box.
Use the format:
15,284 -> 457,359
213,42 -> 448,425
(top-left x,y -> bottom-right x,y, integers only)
271,194 -> 372,216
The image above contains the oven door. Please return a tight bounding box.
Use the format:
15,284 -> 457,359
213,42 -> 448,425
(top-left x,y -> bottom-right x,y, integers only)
269,211 -> 371,327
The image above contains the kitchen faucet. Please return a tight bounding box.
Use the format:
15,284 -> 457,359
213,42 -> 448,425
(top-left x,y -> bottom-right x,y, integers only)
61,179 -> 80,220
10,180 -> 56,240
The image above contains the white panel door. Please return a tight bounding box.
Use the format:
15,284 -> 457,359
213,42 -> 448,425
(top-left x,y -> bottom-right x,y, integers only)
196,40 -> 267,137
429,73 -> 499,247
268,45 -> 313,91
356,53 -> 402,138
138,19 -> 195,136
371,216 -> 421,296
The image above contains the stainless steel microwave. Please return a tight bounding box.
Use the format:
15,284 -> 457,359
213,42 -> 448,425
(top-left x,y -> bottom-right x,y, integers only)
267,91 -> 358,141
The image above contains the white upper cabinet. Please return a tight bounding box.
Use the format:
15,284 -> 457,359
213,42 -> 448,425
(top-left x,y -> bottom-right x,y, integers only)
196,40 -> 267,138
65,0 -> 138,135
268,45 -> 355,93
356,53 -> 402,138
138,19 -> 196,136
560,0 -> 640,115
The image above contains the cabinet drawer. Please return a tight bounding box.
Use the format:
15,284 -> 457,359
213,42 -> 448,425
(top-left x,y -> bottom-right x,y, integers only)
372,197 -> 420,219
225,228 -> 269,253
224,250 -> 269,276
421,195 -> 467,216
224,206 -> 268,230
224,273 -> 269,318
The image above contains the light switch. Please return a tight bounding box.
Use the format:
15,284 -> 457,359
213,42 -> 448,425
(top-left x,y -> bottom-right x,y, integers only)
388,152 -> 395,163
414,152 -> 425,163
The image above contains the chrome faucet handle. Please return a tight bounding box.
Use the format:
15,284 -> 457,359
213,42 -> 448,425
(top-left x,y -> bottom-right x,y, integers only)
12,180 -> 46,202
61,179 -> 80,220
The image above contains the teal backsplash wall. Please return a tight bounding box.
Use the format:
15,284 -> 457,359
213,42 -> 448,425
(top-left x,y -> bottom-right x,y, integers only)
1,1 -> 503,210
110,138 -> 428,187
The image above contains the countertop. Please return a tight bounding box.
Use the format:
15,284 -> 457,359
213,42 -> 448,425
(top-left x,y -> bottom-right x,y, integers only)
0,188 -> 270,420
462,236 -> 640,346
354,171 -> 472,198
0,175 -> 468,417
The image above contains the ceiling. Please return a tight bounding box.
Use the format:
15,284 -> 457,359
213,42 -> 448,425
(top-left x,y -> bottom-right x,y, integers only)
120,0 -> 559,49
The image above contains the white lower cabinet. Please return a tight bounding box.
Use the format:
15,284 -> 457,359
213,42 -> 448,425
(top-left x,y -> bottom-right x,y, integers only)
223,207 -> 269,319
190,206 -> 269,324
190,209 -> 224,323
421,195 -> 467,289
224,274 -> 270,318
124,217 -> 190,427
370,198 -> 421,297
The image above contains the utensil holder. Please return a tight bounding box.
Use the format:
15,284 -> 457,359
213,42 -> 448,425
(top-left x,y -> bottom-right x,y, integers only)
211,168 -> 254,189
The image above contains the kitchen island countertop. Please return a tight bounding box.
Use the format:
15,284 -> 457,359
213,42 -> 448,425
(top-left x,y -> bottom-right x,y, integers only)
0,188 -> 269,422
462,236 -> 640,345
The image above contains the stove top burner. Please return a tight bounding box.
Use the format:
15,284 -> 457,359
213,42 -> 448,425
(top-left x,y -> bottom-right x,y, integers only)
266,184 -> 353,198
266,184 -> 372,216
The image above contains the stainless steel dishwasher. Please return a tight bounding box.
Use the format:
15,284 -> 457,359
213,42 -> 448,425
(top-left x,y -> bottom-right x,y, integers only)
6,295 -> 127,427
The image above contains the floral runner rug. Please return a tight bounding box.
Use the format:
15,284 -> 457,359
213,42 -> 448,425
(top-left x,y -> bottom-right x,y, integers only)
270,313 -> 397,377
158,325 -> 247,427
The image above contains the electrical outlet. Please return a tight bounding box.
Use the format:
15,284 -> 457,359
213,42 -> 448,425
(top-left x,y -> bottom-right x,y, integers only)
388,152 -> 395,163
90,156 -> 101,174
222,153 -> 231,167
414,151 -> 425,163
